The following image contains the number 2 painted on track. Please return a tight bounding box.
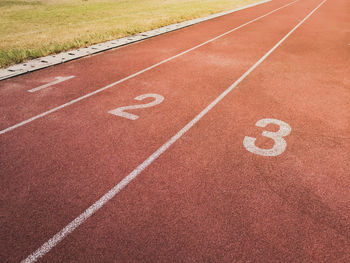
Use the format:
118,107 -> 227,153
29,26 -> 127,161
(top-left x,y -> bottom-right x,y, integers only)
108,93 -> 164,120
243,118 -> 291,157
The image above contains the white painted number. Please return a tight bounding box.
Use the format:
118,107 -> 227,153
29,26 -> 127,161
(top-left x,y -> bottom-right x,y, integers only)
28,76 -> 75,93
243,118 -> 291,157
108,93 -> 164,120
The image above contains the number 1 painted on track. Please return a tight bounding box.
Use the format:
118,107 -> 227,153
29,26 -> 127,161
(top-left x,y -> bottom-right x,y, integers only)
28,76 -> 75,93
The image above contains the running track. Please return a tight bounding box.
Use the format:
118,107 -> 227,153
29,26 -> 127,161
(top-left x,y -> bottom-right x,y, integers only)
1,0 -> 350,262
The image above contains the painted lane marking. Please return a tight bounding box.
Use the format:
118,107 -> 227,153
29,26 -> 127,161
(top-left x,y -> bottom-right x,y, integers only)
243,118 -> 292,156
21,1 -> 328,262
27,76 -> 75,93
109,93 -> 164,120
0,0 -> 299,135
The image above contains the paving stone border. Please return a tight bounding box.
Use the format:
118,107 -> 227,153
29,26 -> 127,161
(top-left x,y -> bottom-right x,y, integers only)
0,0 -> 270,81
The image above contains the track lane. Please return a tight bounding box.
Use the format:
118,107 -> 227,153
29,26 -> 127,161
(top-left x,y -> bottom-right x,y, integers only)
36,0 -> 350,261
0,0 -> 297,132
1,0 -> 317,261
1,0 -> 349,261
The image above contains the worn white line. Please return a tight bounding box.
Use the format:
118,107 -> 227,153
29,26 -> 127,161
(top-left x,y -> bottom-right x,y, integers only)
0,0 -> 299,135
28,76 -> 75,93
21,0 -> 327,262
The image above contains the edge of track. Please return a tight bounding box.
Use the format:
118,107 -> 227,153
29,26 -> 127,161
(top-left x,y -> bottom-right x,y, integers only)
0,0 -> 272,81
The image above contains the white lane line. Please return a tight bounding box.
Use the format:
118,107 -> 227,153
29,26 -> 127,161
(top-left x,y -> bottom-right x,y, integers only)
21,0 -> 327,262
28,76 -> 75,93
0,0 -> 299,135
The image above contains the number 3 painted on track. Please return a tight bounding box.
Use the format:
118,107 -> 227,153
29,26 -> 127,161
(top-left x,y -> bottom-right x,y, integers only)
243,118 -> 291,157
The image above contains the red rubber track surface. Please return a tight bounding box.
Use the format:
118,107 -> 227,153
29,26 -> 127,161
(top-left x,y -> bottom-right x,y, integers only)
1,0 -> 349,262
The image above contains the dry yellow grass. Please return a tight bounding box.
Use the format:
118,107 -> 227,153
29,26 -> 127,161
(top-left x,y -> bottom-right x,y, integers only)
0,0 -> 263,68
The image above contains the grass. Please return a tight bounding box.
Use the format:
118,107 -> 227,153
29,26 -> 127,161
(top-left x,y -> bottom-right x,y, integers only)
0,0 -> 263,68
